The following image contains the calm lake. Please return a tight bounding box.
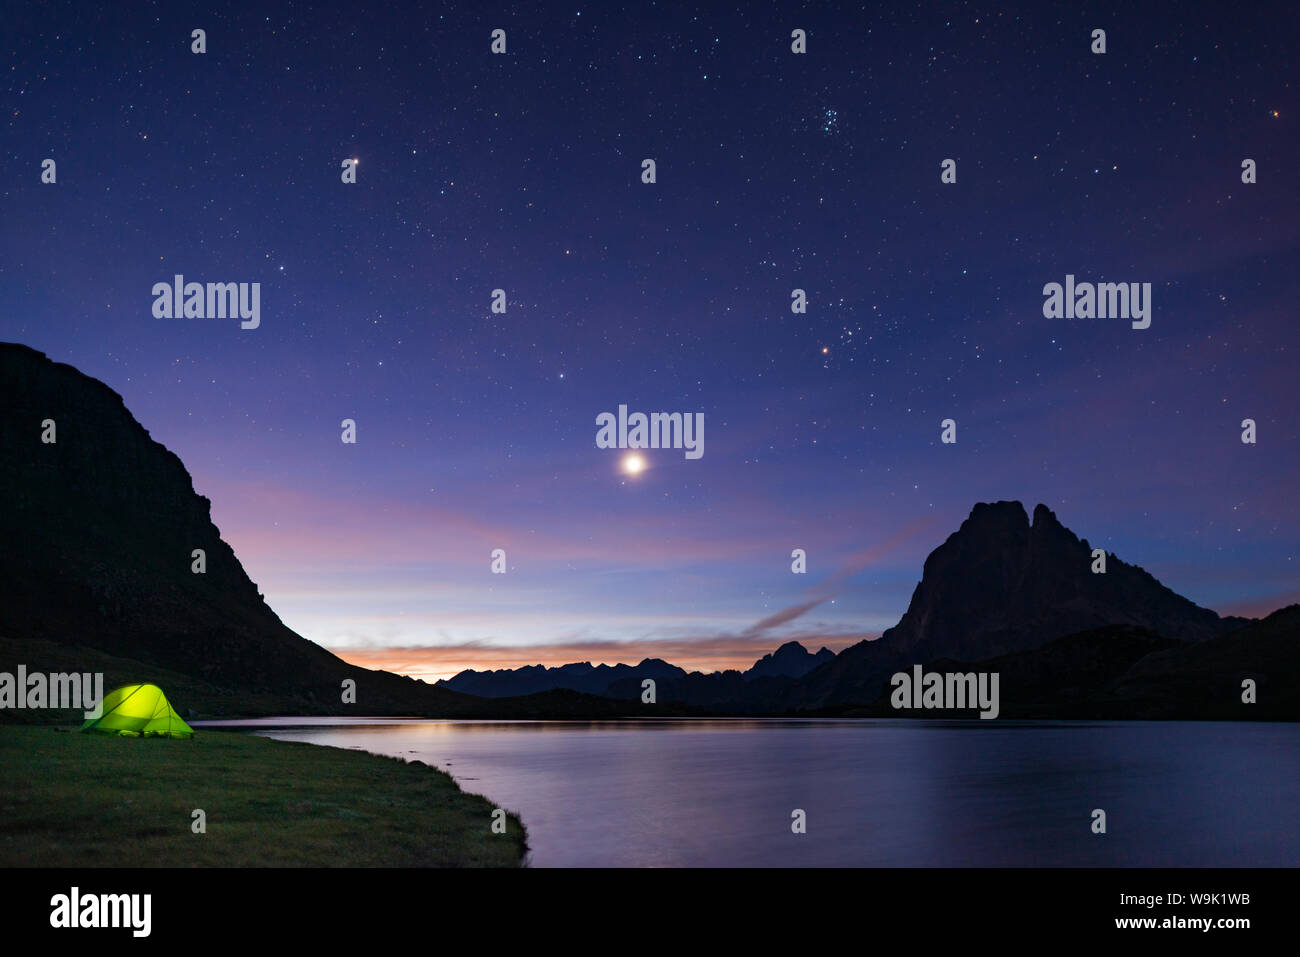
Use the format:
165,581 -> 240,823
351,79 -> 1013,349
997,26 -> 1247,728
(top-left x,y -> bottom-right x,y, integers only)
197,718 -> 1300,867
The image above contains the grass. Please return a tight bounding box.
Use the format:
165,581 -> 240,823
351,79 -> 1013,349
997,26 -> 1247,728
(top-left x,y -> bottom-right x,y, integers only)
0,725 -> 527,867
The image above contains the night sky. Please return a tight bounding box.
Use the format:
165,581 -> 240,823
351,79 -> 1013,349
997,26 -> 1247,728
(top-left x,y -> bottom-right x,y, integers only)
4,2 -> 1296,679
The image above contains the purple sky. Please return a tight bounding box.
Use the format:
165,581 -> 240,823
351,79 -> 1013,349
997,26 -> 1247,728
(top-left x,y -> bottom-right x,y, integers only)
4,2 -> 1296,678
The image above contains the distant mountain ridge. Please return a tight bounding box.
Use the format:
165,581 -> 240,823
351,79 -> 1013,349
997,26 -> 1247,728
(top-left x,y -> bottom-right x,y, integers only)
437,640 -> 836,698
747,641 -> 835,680
439,658 -> 688,698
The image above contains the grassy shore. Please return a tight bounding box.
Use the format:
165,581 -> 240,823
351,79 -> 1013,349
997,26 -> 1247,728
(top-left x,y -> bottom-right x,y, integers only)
0,725 -> 527,867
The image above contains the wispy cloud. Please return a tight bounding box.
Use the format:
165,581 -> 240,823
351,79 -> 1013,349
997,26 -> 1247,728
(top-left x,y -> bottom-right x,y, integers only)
740,515 -> 941,636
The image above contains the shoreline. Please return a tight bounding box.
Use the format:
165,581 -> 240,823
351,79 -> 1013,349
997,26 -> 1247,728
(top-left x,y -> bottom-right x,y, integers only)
0,725 -> 527,868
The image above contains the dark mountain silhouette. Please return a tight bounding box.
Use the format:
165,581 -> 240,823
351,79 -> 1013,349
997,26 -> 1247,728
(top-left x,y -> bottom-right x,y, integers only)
595,642 -> 835,710
1085,604 -> 1300,719
440,499 -> 1281,717
827,624 -> 1189,718
438,640 -> 836,698
606,670 -> 797,711
824,607 -> 1300,720
776,501 -> 1251,711
592,501 -> 1262,714
439,658 -> 687,698
745,641 -> 835,680
0,343 -> 676,720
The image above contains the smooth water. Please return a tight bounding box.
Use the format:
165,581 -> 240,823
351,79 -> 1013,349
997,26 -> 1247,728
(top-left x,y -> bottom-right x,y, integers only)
198,718 -> 1300,867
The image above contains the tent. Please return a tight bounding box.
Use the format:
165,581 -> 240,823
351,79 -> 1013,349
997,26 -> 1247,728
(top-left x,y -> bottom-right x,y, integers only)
81,684 -> 195,739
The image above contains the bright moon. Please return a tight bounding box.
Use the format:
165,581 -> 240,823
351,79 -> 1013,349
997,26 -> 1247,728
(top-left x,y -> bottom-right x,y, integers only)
621,453 -> 647,476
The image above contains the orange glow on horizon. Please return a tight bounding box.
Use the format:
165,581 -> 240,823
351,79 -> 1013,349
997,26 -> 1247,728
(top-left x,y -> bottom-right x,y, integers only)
331,633 -> 871,684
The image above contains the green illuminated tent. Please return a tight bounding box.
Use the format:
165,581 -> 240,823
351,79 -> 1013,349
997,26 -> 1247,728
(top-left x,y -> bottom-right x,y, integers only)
81,683 -> 195,739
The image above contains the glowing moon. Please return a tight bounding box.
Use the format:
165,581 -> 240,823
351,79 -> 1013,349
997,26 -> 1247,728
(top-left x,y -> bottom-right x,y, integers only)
621,452 -> 647,476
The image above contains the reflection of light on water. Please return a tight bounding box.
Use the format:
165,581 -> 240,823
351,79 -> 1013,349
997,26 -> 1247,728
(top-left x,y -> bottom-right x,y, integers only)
196,718 -> 1300,868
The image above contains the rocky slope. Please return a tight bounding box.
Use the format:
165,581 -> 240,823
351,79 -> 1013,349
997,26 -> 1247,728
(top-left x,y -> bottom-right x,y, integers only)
782,501 -> 1249,710
0,343 -> 672,718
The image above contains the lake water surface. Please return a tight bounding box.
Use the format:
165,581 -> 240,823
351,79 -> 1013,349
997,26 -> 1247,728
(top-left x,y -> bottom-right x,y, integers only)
198,718 -> 1300,867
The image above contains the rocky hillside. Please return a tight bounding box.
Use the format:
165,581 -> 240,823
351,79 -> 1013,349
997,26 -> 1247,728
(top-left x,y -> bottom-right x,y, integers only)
783,501 -> 1250,710
0,342 -> 665,718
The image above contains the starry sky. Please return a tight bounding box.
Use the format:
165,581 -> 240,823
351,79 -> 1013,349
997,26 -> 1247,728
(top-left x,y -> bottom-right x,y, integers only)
3,1 -> 1296,680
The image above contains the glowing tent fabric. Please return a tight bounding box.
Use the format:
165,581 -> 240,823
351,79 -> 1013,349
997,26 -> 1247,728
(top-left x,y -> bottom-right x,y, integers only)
81,684 -> 195,739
